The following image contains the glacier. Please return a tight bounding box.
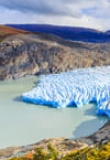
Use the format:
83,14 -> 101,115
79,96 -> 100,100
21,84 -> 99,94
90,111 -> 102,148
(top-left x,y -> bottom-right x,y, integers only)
22,66 -> 110,117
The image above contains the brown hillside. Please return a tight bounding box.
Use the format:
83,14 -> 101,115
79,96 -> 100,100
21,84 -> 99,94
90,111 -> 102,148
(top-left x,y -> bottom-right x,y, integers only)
0,25 -> 29,42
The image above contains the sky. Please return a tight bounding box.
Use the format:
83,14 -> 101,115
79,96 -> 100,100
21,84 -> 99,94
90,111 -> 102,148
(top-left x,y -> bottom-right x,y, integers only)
0,0 -> 110,30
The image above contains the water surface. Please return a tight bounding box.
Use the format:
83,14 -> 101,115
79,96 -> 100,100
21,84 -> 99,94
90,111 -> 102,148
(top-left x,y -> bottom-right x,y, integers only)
0,76 -> 109,149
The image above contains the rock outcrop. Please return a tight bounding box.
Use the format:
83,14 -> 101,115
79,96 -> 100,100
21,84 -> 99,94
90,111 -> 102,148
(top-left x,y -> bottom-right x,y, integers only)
0,33 -> 110,80
80,120 -> 110,146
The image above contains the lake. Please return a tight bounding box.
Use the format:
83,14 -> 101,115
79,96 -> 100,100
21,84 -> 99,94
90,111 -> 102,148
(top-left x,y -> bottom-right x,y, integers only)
0,76 -> 109,149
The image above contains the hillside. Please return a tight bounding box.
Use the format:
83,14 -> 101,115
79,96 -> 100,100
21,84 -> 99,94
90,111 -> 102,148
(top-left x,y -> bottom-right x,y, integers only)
0,32 -> 110,80
0,25 -> 29,42
7,24 -> 110,43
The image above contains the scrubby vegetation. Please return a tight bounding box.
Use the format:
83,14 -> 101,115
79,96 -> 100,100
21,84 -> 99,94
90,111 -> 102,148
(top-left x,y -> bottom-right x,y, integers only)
9,142 -> 110,160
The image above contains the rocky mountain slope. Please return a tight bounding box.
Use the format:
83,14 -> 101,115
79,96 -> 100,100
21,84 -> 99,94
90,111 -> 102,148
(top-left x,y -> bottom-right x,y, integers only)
0,32 -> 110,80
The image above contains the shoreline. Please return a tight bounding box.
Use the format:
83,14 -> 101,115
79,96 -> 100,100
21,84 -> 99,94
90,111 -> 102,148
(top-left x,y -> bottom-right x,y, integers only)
0,120 -> 110,159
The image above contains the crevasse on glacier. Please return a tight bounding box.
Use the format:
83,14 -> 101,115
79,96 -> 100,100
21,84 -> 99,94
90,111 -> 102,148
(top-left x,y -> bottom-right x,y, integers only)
22,66 -> 110,117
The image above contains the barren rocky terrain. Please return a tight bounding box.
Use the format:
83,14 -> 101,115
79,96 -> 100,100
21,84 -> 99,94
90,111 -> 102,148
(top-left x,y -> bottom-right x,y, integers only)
0,29 -> 110,80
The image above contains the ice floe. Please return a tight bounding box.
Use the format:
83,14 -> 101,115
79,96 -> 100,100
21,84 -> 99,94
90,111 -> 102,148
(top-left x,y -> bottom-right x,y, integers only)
22,66 -> 110,117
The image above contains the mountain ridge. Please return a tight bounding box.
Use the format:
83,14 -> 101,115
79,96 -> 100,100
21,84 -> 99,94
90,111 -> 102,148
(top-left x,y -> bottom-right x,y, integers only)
6,24 -> 110,43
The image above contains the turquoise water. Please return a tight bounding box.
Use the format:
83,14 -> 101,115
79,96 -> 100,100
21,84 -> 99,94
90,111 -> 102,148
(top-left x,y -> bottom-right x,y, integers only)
0,76 -> 109,149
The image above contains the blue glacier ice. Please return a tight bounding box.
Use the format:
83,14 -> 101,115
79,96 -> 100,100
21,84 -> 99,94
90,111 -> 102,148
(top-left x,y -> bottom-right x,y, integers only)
22,66 -> 110,117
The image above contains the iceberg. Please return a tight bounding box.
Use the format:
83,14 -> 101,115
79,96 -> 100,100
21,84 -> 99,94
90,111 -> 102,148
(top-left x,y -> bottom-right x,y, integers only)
22,66 -> 110,117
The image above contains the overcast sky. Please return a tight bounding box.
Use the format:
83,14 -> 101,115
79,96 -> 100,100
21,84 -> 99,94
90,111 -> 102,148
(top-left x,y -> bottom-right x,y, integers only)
0,0 -> 110,30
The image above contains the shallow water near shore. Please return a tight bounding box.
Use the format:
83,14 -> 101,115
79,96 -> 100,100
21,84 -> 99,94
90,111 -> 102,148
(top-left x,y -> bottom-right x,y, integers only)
0,76 -> 109,149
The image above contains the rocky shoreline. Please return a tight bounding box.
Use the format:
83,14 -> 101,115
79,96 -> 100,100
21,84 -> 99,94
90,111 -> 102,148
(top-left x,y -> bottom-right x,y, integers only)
0,120 -> 110,159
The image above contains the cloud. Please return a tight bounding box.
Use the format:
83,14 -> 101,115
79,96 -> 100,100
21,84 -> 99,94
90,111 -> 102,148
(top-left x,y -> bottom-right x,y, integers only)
0,0 -> 82,17
0,0 -> 109,30
82,0 -> 110,19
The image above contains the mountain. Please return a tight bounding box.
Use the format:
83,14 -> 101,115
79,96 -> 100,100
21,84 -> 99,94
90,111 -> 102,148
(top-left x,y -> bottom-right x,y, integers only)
0,25 -> 29,42
0,31 -> 110,80
6,24 -> 110,43
106,30 -> 110,34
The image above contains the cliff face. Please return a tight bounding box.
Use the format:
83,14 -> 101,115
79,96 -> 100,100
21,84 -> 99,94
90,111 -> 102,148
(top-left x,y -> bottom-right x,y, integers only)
0,33 -> 110,80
